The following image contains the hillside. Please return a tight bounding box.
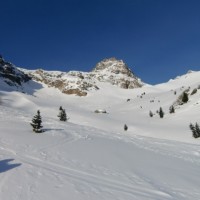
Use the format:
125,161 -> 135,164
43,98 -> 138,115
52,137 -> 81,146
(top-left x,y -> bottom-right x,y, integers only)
0,57 -> 200,200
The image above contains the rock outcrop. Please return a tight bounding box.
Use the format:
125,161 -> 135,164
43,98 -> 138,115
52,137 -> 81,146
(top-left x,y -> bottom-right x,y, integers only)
0,55 -> 31,87
91,57 -> 143,89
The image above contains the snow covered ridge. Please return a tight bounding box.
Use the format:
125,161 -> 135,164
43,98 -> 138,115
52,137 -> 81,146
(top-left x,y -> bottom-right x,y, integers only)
23,57 -> 143,96
0,55 -> 30,88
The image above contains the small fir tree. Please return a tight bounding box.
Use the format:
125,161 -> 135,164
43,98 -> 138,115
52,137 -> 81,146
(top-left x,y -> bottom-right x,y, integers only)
149,110 -> 153,117
124,124 -> 128,131
191,88 -> 197,95
169,105 -> 175,114
182,92 -> 189,103
158,107 -> 164,118
30,110 -> 43,133
58,107 -> 68,121
189,123 -> 200,138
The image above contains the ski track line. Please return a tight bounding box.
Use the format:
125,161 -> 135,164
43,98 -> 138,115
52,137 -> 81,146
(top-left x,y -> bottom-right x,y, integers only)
36,135 -> 79,152
92,131 -> 200,166
0,147 -> 171,200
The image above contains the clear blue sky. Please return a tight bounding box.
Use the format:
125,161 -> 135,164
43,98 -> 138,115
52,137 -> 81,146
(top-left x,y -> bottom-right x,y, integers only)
1,0 -> 200,84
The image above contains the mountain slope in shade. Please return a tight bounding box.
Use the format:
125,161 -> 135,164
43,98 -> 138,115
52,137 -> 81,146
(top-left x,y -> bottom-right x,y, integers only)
0,55 -> 30,89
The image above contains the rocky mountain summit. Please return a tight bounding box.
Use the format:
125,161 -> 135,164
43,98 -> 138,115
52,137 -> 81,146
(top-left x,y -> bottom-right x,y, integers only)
91,57 -> 142,89
0,55 -> 30,88
25,58 -> 143,96
0,56 -> 143,96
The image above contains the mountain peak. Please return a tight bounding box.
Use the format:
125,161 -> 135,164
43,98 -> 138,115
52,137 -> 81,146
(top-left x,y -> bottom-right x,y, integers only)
92,57 -> 134,77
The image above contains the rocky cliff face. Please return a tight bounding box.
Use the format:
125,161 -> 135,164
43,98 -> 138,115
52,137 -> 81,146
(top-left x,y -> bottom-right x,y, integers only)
25,69 -> 99,96
0,56 -> 143,96
0,55 -> 30,88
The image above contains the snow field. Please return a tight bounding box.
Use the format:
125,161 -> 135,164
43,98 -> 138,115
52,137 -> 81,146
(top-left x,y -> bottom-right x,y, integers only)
0,71 -> 200,199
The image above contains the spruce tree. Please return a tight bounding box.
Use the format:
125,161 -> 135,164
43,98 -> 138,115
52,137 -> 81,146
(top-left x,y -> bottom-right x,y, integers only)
169,105 -> 175,114
189,123 -> 200,138
158,107 -> 164,118
58,107 -> 68,121
149,110 -> 153,117
182,92 -> 189,103
195,123 -> 200,137
124,124 -> 128,131
30,110 -> 43,133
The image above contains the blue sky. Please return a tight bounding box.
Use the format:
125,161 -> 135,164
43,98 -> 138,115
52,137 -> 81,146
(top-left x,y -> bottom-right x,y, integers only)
1,0 -> 200,84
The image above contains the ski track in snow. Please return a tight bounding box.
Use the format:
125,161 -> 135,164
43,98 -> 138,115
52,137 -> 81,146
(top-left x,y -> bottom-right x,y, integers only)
0,119 -> 200,200
0,144 -> 173,200
1,72 -> 200,200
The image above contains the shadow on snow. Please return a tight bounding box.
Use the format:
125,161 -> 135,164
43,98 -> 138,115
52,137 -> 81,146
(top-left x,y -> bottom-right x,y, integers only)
0,159 -> 21,173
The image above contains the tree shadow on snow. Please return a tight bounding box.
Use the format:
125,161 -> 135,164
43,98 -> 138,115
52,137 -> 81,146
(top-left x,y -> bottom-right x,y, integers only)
0,159 -> 21,173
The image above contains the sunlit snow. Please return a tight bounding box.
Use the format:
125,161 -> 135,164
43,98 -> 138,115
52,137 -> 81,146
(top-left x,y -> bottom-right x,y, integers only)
0,71 -> 200,200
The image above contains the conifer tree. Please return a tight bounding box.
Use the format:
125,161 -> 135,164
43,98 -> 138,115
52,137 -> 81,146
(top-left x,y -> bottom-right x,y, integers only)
58,106 -> 68,121
149,110 -> 153,117
195,123 -> 200,137
124,124 -> 128,131
158,107 -> 164,118
169,105 -> 175,114
30,110 -> 43,133
189,123 -> 200,138
182,92 -> 189,103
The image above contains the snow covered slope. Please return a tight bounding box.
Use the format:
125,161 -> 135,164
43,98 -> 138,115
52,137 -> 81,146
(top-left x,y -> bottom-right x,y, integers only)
0,59 -> 200,200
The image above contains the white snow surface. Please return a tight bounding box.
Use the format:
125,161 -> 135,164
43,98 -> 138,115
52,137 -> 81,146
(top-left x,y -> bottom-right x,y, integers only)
0,70 -> 200,200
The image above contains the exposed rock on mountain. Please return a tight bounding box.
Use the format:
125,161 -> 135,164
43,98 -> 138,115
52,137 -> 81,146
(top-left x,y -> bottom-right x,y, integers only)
24,58 -> 143,96
91,57 -> 143,89
0,55 -> 30,87
24,69 -> 98,96
0,56 -> 143,96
